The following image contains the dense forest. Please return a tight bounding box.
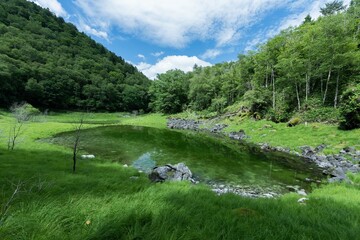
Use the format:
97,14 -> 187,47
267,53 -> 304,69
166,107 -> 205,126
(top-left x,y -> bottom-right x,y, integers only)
149,0 -> 360,129
1,0 -> 359,128
0,0 -> 151,111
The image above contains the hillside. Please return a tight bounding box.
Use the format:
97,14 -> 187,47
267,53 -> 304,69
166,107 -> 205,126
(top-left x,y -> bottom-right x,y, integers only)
0,0 -> 150,111
149,1 -> 360,129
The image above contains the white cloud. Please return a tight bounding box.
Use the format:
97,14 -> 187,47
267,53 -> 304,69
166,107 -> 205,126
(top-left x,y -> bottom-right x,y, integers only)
29,0 -> 67,17
137,54 -> 146,60
136,55 -> 211,79
274,0 -> 352,36
76,17 -> 109,40
74,0 -> 291,48
80,23 -> 109,39
151,51 -> 165,57
244,36 -> 264,52
201,49 -> 222,60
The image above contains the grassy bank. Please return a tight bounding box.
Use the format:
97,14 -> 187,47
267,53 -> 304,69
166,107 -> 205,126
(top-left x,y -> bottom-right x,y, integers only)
0,111 -> 359,239
172,112 -> 360,154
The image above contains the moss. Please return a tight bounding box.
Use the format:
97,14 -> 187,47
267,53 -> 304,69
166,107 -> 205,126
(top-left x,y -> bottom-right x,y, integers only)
287,117 -> 301,127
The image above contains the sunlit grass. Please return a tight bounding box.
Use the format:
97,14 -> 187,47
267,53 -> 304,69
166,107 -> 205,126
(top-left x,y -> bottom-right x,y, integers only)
0,111 -> 359,239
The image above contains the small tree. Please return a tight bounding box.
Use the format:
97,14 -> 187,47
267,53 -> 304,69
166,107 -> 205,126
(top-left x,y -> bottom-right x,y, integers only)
320,0 -> 346,16
7,103 -> 39,150
72,114 -> 85,173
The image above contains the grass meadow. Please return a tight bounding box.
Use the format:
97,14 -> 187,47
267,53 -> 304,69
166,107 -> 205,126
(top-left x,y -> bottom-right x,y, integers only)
0,111 -> 359,239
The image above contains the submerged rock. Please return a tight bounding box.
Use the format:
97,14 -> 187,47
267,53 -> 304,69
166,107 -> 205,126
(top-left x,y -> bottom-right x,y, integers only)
148,163 -> 194,183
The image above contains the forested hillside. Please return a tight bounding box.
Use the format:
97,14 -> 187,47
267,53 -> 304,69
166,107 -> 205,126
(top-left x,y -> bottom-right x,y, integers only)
150,0 -> 360,129
0,0 -> 150,111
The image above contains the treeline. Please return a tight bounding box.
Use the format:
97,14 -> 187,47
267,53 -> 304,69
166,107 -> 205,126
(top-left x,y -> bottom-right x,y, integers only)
0,0 -> 150,111
149,0 -> 360,128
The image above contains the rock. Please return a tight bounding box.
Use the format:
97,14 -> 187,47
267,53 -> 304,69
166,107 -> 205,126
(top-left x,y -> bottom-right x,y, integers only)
299,146 -> 316,158
287,185 -> 300,192
229,129 -> 247,140
331,167 -> 346,179
81,154 -> 95,159
343,146 -> 356,154
123,164 -> 128,167
148,163 -> 193,182
167,118 -> 202,131
287,117 -> 301,127
298,198 -> 308,204
210,124 -> 228,133
259,143 -> 272,151
263,193 -> 274,198
297,189 -> 307,196
314,144 -> 326,153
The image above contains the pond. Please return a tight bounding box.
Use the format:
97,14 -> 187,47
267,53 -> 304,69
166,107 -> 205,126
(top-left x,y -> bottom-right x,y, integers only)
50,125 -> 324,193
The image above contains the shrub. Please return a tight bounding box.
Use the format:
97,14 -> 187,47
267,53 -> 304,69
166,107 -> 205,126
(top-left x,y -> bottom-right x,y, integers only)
339,84 -> 360,130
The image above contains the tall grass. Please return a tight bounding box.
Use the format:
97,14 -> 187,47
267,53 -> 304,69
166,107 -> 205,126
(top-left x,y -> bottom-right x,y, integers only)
0,111 -> 359,239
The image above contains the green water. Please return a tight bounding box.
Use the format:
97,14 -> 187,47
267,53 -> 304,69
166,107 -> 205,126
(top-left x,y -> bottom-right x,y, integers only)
50,125 -> 323,191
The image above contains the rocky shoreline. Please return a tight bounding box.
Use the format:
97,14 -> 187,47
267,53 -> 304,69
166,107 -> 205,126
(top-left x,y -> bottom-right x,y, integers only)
167,118 -> 360,184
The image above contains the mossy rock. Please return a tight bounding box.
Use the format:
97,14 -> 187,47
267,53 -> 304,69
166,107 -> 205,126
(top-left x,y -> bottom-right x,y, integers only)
287,117 -> 301,127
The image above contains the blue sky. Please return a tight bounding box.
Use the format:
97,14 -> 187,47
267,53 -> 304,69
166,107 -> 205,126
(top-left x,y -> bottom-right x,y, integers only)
29,0 -> 351,79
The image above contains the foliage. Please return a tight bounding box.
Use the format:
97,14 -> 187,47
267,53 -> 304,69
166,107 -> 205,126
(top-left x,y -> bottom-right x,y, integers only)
339,84 -> 360,129
149,70 -> 189,114
0,0 -> 150,111
320,0 -> 346,16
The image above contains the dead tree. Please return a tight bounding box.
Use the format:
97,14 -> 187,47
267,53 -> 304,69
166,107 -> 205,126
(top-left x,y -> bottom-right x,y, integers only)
72,114 -> 85,173
7,103 -> 38,150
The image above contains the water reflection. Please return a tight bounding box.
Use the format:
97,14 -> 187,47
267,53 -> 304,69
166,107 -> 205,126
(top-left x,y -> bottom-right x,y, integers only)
132,152 -> 156,173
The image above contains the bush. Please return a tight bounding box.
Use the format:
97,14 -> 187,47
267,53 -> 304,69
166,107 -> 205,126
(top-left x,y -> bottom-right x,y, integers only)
299,98 -> 339,123
339,84 -> 360,130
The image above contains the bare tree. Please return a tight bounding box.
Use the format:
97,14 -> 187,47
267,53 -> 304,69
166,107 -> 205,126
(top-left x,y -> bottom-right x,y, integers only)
7,103 -> 39,150
72,114 -> 85,173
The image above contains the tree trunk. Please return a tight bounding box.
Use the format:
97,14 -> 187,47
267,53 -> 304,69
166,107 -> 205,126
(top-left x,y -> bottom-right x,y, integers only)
73,138 -> 78,173
323,67 -> 332,104
305,73 -> 309,102
272,68 -> 275,109
265,64 -> 269,88
295,82 -> 301,110
320,74 -> 323,98
334,70 -> 340,108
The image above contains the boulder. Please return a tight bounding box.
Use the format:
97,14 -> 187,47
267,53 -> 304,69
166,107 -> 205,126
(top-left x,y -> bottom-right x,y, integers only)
149,163 -> 193,183
81,154 -> 95,159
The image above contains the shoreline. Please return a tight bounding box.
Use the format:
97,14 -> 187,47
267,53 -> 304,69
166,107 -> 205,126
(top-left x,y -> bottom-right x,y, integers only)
167,118 -> 360,184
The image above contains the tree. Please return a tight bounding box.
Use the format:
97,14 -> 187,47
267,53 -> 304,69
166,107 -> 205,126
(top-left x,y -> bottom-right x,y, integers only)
7,102 -> 39,150
303,14 -> 313,24
149,70 -> 189,113
72,114 -> 85,173
320,1 -> 346,16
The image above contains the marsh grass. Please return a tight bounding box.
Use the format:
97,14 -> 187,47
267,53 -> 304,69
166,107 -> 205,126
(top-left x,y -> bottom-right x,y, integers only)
0,111 -> 359,239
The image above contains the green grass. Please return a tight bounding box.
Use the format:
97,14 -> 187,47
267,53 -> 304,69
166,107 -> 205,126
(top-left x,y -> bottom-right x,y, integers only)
0,111 -> 359,239
171,111 -> 360,154
220,117 -> 360,154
